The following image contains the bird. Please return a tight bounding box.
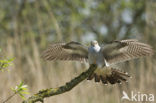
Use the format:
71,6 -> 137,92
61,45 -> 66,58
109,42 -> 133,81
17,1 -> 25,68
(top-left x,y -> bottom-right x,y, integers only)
41,39 -> 154,85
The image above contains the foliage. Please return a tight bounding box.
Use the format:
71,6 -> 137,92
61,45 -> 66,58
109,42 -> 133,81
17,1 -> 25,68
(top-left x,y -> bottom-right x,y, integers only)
0,57 -> 14,71
11,81 -> 29,100
0,0 -> 146,43
0,49 -> 29,102
3,82 -> 29,103
0,48 -> 14,71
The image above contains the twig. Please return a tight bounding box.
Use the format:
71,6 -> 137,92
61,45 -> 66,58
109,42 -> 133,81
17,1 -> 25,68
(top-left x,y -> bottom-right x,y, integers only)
2,93 -> 16,103
22,64 -> 97,103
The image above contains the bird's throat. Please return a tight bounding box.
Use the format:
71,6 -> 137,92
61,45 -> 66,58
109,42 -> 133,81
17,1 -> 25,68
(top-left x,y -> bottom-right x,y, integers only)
93,45 -> 101,52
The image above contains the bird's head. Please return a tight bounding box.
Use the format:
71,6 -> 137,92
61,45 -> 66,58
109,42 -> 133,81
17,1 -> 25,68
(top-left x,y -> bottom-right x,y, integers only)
91,40 -> 99,47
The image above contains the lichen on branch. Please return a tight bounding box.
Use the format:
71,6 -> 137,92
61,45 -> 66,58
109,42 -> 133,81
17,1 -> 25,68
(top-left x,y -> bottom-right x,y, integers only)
22,64 -> 97,103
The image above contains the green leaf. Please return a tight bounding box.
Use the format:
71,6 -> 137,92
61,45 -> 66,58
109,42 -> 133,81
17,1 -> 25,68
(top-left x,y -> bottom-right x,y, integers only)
18,93 -> 26,100
20,91 -> 29,95
0,57 -> 14,71
11,82 -> 29,100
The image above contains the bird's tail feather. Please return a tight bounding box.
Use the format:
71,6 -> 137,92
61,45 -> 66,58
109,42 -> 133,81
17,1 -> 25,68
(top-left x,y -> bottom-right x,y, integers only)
87,67 -> 131,85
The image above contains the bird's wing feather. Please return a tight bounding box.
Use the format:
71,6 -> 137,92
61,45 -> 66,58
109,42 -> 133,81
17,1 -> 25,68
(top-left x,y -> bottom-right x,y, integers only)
101,39 -> 154,65
41,41 -> 88,62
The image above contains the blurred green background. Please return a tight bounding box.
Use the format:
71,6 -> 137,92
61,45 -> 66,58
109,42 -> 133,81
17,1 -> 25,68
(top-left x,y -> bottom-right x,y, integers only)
0,0 -> 156,103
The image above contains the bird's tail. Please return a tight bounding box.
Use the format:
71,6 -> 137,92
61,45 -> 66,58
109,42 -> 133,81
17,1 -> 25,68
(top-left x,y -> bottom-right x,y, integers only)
87,67 -> 131,85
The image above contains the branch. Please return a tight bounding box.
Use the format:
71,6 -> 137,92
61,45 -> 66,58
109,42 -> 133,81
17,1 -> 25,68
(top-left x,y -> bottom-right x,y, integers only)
22,64 -> 97,103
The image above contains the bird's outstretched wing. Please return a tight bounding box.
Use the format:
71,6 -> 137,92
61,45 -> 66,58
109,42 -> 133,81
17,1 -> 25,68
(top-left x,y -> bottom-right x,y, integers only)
41,41 -> 88,62
101,39 -> 154,65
